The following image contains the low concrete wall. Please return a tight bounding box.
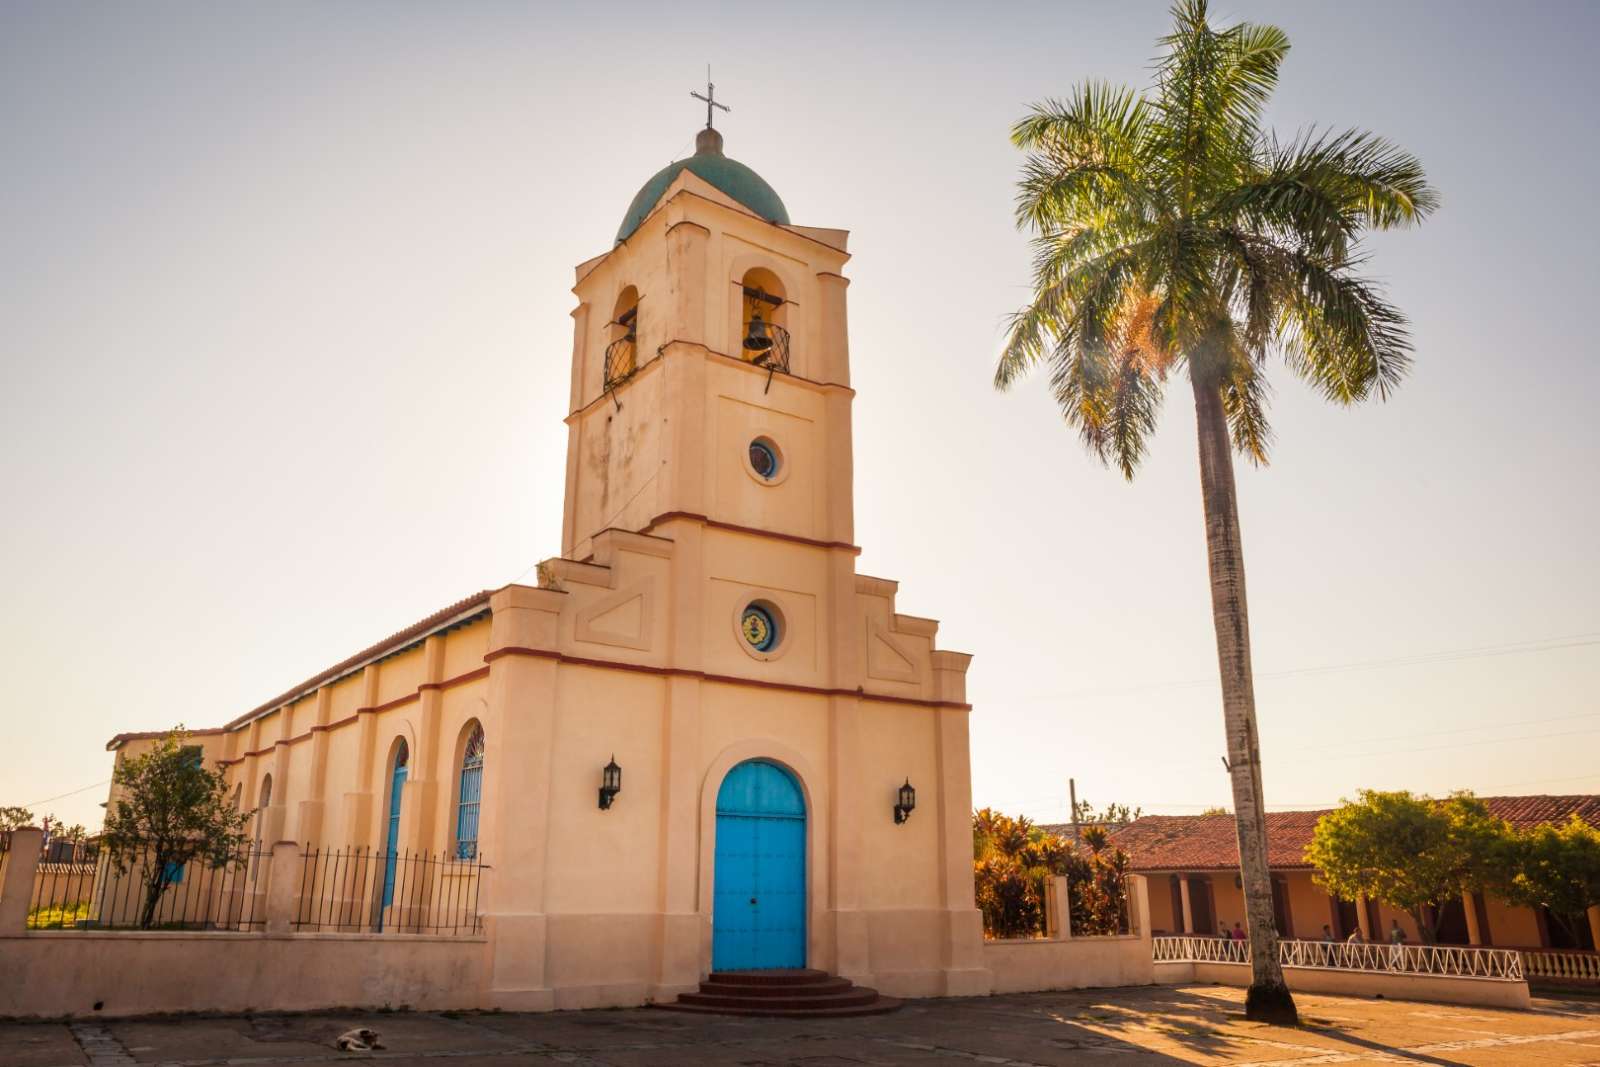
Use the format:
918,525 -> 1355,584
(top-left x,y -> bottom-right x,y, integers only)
985,935 -> 1155,994
0,932 -> 488,1019
1154,959 -> 1531,1010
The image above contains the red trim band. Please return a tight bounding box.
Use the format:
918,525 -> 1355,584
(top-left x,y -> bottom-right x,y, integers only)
483,646 -> 970,711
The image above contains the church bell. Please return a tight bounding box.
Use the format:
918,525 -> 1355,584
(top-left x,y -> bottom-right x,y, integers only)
743,308 -> 774,358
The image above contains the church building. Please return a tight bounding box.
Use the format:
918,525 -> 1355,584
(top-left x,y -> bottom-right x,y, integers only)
106,111 -> 993,1010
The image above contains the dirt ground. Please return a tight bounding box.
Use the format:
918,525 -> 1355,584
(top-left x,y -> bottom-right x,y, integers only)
2,984 -> 1598,1066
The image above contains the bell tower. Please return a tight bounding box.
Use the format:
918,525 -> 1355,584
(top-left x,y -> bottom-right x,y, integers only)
559,119 -> 854,562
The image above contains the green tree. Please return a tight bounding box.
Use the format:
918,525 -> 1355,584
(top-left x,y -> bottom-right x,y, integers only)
972,809 -> 1131,938
1500,816 -> 1600,946
101,729 -> 252,929
0,806 -> 35,831
994,0 -> 1436,1022
1306,791 -> 1509,943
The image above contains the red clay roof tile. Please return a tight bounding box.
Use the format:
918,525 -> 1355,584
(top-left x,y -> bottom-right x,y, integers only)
1102,795 -> 1600,872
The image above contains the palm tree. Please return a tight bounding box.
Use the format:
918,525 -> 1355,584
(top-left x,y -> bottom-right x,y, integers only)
995,0 -> 1436,1024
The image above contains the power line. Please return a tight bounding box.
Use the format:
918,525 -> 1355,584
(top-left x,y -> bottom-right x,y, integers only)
1302,726 -> 1600,763
22,779 -> 111,809
1011,630 -> 1600,703
1277,709 -> 1600,754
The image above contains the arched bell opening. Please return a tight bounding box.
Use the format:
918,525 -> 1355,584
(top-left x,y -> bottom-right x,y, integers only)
605,285 -> 640,392
738,268 -> 790,382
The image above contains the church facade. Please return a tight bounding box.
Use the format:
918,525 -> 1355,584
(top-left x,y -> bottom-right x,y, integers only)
106,122 -> 992,1010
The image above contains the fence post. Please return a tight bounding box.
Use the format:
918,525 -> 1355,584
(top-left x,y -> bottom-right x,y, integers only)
264,840 -> 299,935
1048,875 -> 1071,939
1129,874 -> 1149,939
0,827 -> 44,932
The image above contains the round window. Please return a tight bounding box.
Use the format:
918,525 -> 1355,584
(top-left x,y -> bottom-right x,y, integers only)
740,603 -> 779,652
748,438 -> 780,481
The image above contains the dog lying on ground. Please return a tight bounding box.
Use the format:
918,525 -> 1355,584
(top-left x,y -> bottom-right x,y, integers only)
334,1028 -> 385,1051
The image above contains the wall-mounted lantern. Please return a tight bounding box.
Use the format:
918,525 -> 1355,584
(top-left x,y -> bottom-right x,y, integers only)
598,756 -> 622,810
894,778 -> 916,824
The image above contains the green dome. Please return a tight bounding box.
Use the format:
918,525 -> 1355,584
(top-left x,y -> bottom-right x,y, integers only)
615,128 -> 789,244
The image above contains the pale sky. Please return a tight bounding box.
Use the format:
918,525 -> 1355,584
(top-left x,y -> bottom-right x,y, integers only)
3,1 -> 1597,832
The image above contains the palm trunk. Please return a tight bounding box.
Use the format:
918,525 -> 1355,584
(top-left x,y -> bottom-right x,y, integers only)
1191,372 -> 1298,1024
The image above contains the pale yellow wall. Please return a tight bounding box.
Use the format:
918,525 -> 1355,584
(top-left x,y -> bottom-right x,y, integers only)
544,664 -> 667,915
1208,873 -> 1245,933
1482,895 -> 1543,947
857,702 -> 941,910
1284,871 -> 1332,938
1147,876 -> 1178,934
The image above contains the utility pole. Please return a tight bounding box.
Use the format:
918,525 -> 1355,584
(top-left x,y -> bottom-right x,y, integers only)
1069,778 -> 1079,843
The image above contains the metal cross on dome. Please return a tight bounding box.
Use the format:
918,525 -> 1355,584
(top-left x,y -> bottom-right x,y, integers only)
690,69 -> 730,130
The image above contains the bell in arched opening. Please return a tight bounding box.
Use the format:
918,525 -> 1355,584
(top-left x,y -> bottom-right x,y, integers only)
743,306 -> 774,361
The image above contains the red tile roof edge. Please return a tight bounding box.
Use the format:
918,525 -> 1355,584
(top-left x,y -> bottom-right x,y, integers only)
105,727 -> 226,751
1103,797 -> 1600,873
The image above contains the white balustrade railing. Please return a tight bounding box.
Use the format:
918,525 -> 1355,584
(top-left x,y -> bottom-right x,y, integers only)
1152,935 -> 1248,964
1520,949 -> 1600,983
1153,936 -> 1524,981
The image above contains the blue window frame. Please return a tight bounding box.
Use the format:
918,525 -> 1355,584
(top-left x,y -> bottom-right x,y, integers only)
748,438 -> 779,480
455,725 -> 484,860
381,740 -> 409,914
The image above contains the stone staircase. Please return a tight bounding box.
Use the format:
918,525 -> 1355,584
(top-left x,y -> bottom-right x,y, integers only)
657,969 -> 901,1017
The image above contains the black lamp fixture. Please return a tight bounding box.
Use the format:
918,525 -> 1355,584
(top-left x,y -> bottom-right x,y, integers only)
894,778 -> 916,824
598,756 -> 622,810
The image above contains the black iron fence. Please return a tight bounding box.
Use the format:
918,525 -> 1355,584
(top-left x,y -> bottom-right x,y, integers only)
18,842 -> 486,936
293,846 -> 486,936
27,844 -> 266,931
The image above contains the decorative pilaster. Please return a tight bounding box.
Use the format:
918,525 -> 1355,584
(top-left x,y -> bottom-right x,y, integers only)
296,688 -> 333,846
931,652 -> 988,995
650,674 -> 703,999
481,584 -> 564,1011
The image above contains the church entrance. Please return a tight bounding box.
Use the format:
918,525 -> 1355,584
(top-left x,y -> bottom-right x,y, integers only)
712,759 -> 806,971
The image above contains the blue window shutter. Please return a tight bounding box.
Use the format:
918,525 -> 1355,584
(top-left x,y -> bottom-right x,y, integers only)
455,726 -> 485,860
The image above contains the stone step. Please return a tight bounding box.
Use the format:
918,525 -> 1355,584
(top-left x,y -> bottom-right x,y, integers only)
659,996 -> 904,1018
655,969 -> 902,1018
703,968 -> 833,986
675,986 -> 883,1011
696,975 -> 855,998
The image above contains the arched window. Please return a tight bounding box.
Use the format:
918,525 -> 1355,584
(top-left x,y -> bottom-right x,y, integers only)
455,724 -> 485,860
605,285 -> 640,391
251,774 -> 272,883
739,268 -> 790,377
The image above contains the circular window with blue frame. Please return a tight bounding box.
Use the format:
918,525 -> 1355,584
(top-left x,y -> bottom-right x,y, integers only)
748,437 -> 780,481
740,602 -> 779,653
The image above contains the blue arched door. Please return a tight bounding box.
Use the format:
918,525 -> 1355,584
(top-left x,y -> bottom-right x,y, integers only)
380,741 -> 408,926
712,760 -> 806,971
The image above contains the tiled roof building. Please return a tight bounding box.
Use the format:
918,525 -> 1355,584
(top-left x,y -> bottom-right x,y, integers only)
1061,796 -> 1600,952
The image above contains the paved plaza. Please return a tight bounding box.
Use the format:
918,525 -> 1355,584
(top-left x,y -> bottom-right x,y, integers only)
3,985 -> 1599,1067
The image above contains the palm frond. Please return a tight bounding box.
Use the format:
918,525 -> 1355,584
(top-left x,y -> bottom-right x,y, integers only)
1011,83 -> 1161,233
1213,129 -> 1438,260
1220,332 -> 1273,464
1281,256 -> 1413,402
